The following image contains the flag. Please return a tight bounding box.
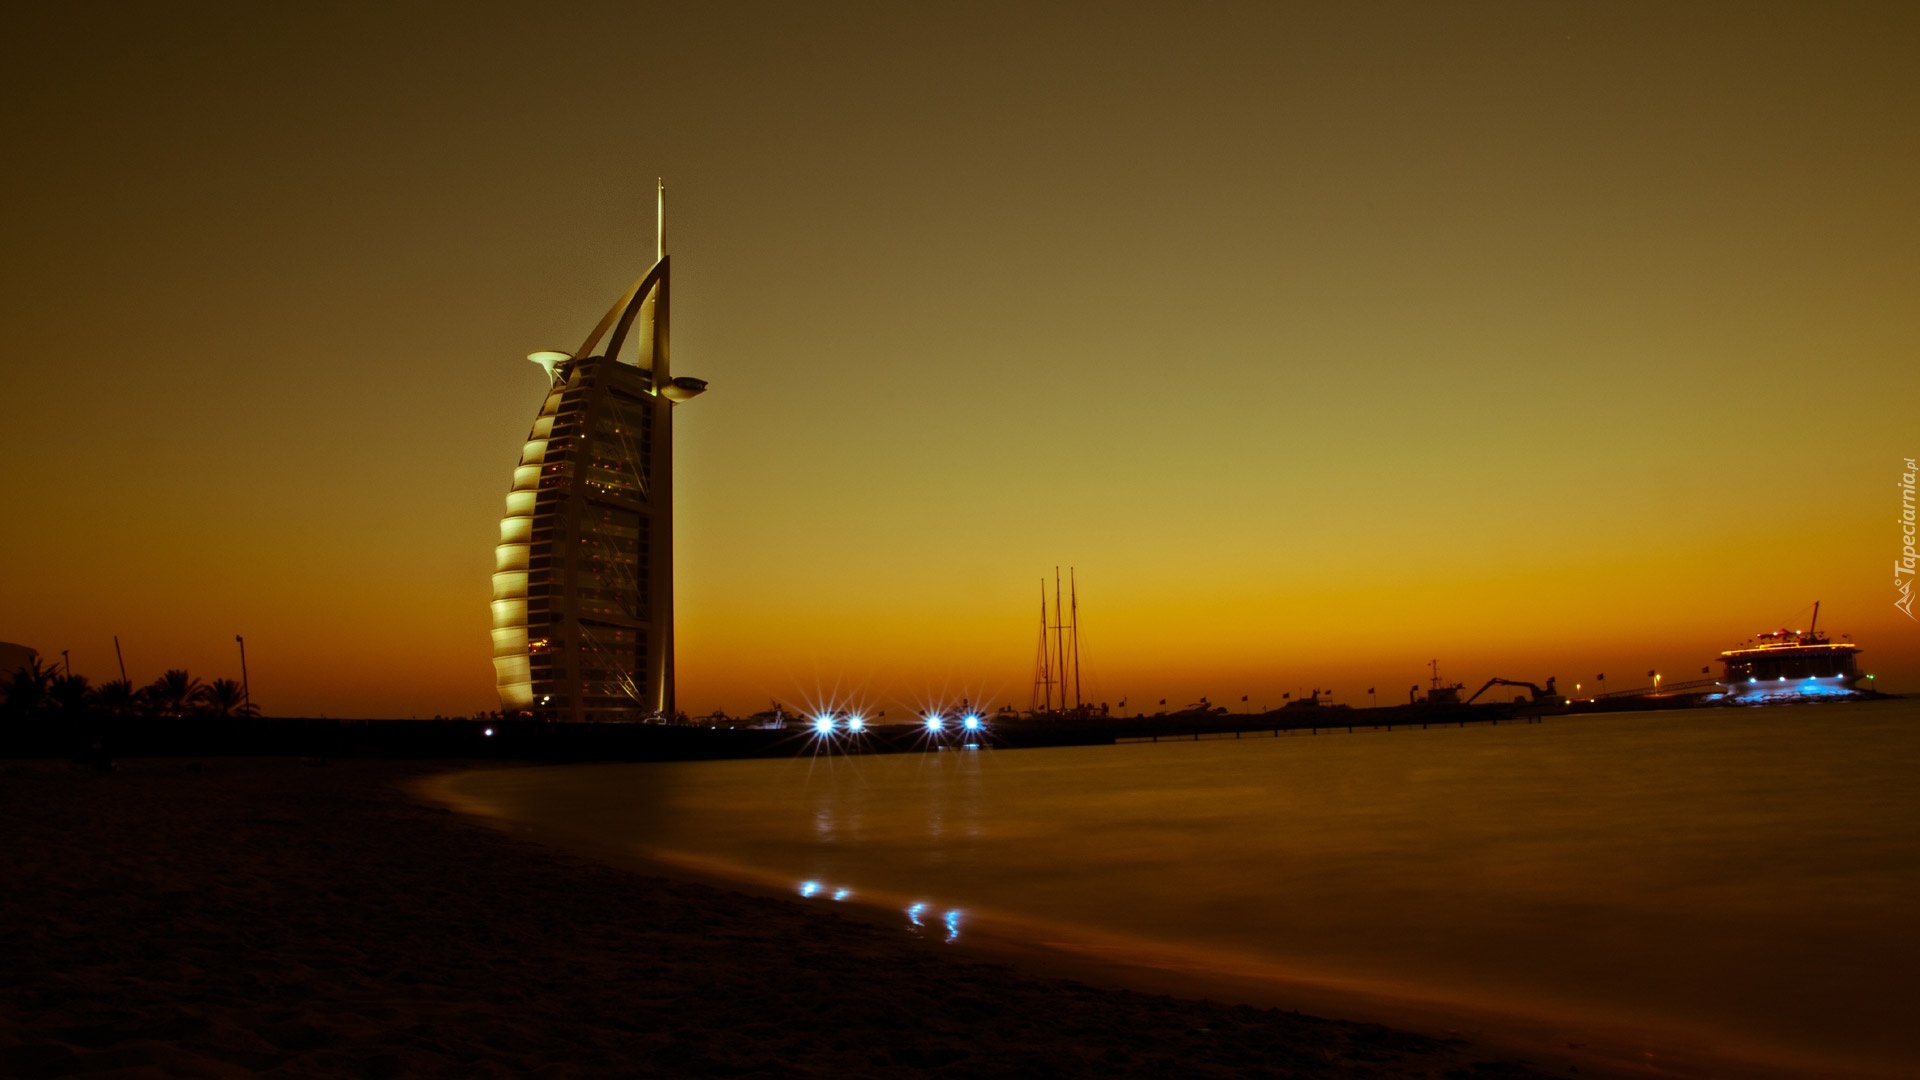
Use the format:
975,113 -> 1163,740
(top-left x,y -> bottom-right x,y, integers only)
1158,698 -> 1165,705
1647,669 -> 1656,678
1367,687 -> 1375,694
1240,695 -> 1248,702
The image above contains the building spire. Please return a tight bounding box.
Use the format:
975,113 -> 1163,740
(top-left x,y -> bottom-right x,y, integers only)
656,178 -> 666,262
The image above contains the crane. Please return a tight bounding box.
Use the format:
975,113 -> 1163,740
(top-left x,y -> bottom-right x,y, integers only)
1465,676 -> 1560,706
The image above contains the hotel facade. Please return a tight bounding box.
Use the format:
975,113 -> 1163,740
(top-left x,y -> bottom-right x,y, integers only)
491,187 -> 706,721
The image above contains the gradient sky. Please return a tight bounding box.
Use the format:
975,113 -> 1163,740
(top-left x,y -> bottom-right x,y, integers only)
3,2 -> 1915,718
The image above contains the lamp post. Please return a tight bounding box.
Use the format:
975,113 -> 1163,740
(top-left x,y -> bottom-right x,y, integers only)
235,635 -> 250,714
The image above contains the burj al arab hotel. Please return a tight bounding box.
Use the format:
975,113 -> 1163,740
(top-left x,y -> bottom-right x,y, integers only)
491,183 -> 707,722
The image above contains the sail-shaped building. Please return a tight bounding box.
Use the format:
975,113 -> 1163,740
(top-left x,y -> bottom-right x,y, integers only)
491,184 -> 707,721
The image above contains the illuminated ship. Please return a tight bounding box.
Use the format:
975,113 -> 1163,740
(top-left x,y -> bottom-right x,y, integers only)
491,183 -> 707,721
1715,602 -> 1864,702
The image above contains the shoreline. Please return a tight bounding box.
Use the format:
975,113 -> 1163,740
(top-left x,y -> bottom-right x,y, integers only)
425,765 -> 1867,1080
6,694 -> 1902,768
5,756 -> 1570,1078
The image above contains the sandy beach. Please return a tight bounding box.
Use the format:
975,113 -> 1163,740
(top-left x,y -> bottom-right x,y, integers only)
0,757 -> 1571,1078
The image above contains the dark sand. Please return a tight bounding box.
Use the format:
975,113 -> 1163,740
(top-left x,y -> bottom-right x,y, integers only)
1,758 -> 1561,1078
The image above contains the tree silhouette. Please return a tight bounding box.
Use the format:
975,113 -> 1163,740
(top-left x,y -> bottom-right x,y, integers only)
144,669 -> 204,717
48,672 -> 91,713
195,678 -> 257,717
88,679 -> 138,716
2,657 -> 58,717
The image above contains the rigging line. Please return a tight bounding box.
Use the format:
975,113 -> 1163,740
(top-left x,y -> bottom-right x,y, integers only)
1756,600 -> 1820,637
1031,577 -> 1053,713
1073,592 -> 1101,708
1069,567 -> 1082,712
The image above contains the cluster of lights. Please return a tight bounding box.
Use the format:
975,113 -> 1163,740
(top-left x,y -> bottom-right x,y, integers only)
799,703 -> 999,748
799,891 -> 965,943
798,880 -> 853,901
1729,673 -> 1863,702
811,713 -> 869,736
904,902 -> 964,942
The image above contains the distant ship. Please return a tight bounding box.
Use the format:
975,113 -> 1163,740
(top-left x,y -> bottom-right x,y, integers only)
1716,602 -> 1864,701
1415,659 -> 1465,706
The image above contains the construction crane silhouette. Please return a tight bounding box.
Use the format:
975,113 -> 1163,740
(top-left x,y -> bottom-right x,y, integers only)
1464,676 -> 1561,705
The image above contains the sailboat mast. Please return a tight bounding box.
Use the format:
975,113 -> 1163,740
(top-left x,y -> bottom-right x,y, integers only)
1069,568 -> 1082,713
1053,567 -> 1066,716
1032,579 -> 1048,712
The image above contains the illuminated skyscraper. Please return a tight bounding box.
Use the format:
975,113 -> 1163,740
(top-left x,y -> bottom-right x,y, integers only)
491,184 -> 707,721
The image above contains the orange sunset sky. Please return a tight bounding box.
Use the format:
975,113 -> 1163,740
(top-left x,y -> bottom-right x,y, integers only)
3,2 -> 1916,718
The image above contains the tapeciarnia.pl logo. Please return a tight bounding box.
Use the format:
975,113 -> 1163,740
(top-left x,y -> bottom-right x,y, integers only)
1899,457 -> 1917,619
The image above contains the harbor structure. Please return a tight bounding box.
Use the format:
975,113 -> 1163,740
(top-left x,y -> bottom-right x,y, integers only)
490,184 -> 707,721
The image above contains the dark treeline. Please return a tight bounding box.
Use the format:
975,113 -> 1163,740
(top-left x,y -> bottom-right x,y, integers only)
2,658 -> 257,721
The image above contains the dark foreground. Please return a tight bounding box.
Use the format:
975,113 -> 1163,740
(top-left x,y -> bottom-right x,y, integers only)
0,758 -> 1557,1078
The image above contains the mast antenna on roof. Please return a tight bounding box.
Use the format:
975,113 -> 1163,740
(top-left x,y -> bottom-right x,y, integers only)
656,178 -> 666,262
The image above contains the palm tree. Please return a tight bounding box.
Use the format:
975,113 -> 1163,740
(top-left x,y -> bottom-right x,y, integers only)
194,678 -> 257,717
2,657 -> 58,717
88,678 -> 138,716
48,673 -> 91,713
144,669 -> 203,717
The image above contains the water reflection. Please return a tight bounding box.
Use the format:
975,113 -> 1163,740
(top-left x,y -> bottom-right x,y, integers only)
448,700 -> 1920,1077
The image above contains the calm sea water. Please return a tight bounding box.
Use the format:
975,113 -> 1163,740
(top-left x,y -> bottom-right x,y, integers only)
441,699 -> 1920,1077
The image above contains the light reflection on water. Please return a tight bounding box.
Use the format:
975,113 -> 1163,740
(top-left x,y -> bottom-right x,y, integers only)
444,699 -> 1920,1075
